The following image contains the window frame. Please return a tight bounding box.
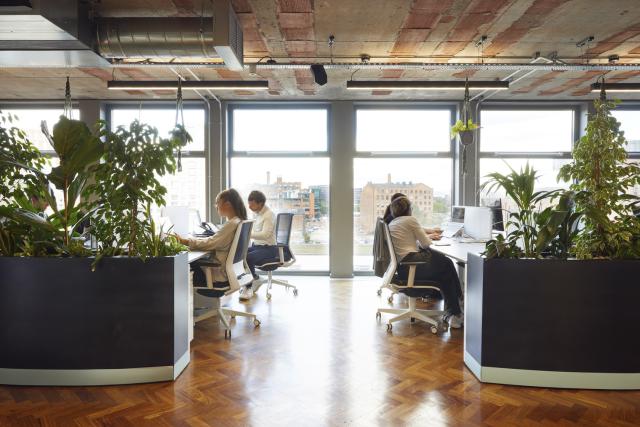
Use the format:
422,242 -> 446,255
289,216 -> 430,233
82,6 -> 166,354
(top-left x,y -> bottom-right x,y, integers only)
610,103 -> 640,159
105,101 -> 209,218
352,103 -> 457,273
227,102 -> 332,273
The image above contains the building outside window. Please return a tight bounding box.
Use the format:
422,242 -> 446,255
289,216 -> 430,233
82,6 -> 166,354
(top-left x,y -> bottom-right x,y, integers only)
229,105 -> 330,272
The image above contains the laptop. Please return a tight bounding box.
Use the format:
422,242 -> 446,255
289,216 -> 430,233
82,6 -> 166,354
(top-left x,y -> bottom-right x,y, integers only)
440,206 -> 465,238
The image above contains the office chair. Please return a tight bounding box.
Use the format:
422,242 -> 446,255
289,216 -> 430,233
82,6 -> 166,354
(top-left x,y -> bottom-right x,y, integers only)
194,220 -> 261,339
254,213 -> 298,300
373,217 -> 398,303
376,219 -> 446,334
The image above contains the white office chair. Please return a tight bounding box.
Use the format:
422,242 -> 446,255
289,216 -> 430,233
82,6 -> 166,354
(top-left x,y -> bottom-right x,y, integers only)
194,220 -> 260,339
373,217 -> 398,303
254,213 -> 298,300
376,219 -> 446,334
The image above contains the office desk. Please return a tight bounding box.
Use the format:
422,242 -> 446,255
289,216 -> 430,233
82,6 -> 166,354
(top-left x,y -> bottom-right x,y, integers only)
429,238 -> 486,264
188,251 -> 210,264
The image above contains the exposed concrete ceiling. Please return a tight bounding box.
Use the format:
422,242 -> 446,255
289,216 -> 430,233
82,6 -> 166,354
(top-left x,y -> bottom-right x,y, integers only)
2,0 -> 640,100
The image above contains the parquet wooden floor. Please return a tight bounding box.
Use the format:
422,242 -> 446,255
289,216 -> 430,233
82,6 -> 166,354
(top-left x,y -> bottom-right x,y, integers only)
1,277 -> 640,427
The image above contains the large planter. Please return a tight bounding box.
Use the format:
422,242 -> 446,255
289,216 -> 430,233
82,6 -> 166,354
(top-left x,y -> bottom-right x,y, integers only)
0,253 -> 190,386
465,253 -> 640,389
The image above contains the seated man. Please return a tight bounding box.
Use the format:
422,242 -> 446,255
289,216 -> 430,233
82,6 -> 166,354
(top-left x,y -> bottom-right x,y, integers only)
240,190 -> 277,301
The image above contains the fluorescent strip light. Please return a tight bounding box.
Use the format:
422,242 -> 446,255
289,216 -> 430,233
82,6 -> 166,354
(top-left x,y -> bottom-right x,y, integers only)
590,83 -> 640,93
346,80 -> 509,91
107,80 -> 269,91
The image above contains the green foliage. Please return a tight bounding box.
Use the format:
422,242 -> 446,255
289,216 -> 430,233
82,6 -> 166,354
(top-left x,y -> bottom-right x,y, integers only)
558,99 -> 640,259
481,163 -> 576,259
450,118 -> 479,139
85,120 -> 187,258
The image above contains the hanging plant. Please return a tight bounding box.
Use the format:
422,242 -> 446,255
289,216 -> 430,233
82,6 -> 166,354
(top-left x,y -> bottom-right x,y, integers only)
453,78 -> 479,174
451,118 -> 479,142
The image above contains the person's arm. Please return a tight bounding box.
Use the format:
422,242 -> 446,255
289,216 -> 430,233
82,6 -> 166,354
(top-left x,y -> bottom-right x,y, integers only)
185,221 -> 235,251
410,217 -> 432,249
251,211 -> 275,241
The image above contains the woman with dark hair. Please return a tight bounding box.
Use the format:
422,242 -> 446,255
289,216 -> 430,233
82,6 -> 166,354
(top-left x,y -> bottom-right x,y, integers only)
174,188 -> 247,283
388,196 -> 464,328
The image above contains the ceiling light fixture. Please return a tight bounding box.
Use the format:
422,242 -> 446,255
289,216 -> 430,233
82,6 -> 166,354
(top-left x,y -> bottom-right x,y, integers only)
107,80 -> 269,91
590,82 -> 640,93
346,80 -> 509,91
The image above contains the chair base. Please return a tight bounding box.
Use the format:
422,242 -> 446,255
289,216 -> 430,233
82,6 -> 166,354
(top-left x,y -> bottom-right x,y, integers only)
377,284 -> 398,303
257,271 -> 298,300
194,299 -> 260,339
377,297 -> 445,334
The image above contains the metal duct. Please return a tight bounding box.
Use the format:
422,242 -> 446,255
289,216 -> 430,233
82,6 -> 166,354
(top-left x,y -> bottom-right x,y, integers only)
96,18 -> 217,59
95,0 -> 244,70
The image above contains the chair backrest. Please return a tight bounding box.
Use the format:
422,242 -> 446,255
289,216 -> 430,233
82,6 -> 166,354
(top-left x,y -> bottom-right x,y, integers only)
380,219 -> 398,288
275,213 -> 294,246
226,220 -> 254,292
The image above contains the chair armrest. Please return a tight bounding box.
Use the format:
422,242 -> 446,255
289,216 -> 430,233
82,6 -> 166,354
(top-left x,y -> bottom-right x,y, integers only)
398,260 -> 429,266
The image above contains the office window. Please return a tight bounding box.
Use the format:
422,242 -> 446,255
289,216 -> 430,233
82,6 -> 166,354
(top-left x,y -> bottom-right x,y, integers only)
356,109 -> 451,152
232,108 -> 327,152
479,108 -> 576,210
612,110 -> 640,153
229,105 -> 330,272
480,110 -> 574,153
354,107 -> 454,272
108,106 -> 207,217
1,106 -> 80,208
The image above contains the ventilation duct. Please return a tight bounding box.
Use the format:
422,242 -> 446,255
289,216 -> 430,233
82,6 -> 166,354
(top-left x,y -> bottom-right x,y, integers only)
0,0 -> 108,67
96,0 -> 244,70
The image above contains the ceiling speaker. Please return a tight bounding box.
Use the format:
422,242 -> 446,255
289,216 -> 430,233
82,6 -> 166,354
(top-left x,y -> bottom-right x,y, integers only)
310,64 -> 327,86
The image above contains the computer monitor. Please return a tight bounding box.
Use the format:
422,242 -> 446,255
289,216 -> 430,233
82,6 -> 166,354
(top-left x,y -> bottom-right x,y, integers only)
489,199 -> 504,232
463,206 -> 493,240
451,206 -> 465,223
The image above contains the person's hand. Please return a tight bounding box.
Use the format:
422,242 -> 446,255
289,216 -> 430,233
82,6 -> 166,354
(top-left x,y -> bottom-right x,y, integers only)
171,233 -> 189,245
429,233 -> 442,241
425,227 -> 443,235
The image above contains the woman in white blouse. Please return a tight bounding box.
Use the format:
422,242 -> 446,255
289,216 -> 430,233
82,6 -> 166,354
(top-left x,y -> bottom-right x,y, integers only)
174,189 -> 247,284
388,196 -> 464,328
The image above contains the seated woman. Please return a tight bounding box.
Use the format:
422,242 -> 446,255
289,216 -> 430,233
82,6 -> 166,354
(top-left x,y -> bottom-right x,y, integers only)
383,192 -> 442,236
387,196 -> 464,328
174,188 -> 247,286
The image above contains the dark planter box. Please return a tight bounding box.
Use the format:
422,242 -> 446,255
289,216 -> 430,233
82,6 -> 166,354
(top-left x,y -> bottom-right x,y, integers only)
466,253 -> 640,389
0,253 -> 190,386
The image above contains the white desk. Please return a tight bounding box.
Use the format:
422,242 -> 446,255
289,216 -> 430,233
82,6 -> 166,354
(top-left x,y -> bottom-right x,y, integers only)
188,251 -> 210,264
430,238 -> 486,264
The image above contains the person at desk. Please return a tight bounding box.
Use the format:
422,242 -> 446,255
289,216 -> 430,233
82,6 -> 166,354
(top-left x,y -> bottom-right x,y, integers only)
239,190 -> 277,301
173,189 -> 247,285
388,196 -> 464,328
383,192 -> 443,237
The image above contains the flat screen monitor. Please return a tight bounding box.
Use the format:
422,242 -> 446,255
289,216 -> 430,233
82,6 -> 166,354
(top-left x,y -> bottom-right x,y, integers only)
451,206 -> 465,223
489,200 -> 504,232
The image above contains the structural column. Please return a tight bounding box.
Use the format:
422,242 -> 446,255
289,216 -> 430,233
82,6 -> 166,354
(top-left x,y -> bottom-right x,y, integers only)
208,99 -> 225,223
330,101 -> 355,278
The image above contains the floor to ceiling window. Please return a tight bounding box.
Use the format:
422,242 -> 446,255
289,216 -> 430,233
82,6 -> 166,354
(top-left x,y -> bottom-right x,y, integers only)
229,105 -> 330,272
478,107 -> 577,211
353,106 -> 455,272
107,105 -> 207,217
612,107 -> 640,198
1,106 -> 80,208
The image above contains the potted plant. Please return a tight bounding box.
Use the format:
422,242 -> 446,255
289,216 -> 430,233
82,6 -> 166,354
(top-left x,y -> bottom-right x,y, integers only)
465,101 -> 640,390
0,113 -> 192,386
451,118 -> 479,146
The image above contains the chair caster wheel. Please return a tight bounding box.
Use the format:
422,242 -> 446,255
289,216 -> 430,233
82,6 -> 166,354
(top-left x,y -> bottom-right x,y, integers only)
266,293 -> 272,300
410,317 -> 415,323
224,329 -> 231,340
231,315 -> 236,319
386,323 -> 392,332
254,319 -> 261,327
377,289 -> 382,296
387,296 -> 393,304
431,325 -> 438,334
293,289 -> 298,296
376,312 -> 381,321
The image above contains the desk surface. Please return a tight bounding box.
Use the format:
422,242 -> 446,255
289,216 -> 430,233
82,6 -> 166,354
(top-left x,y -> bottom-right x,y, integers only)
188,251 -> 210,263
430,238 -> 486,264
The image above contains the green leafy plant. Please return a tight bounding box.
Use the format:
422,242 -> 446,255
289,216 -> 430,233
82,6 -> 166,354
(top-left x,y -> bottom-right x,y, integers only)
481,163 -> 573,259
85,120 -> 187,258
450,118 -> 479,139
558,99 -> 640,259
